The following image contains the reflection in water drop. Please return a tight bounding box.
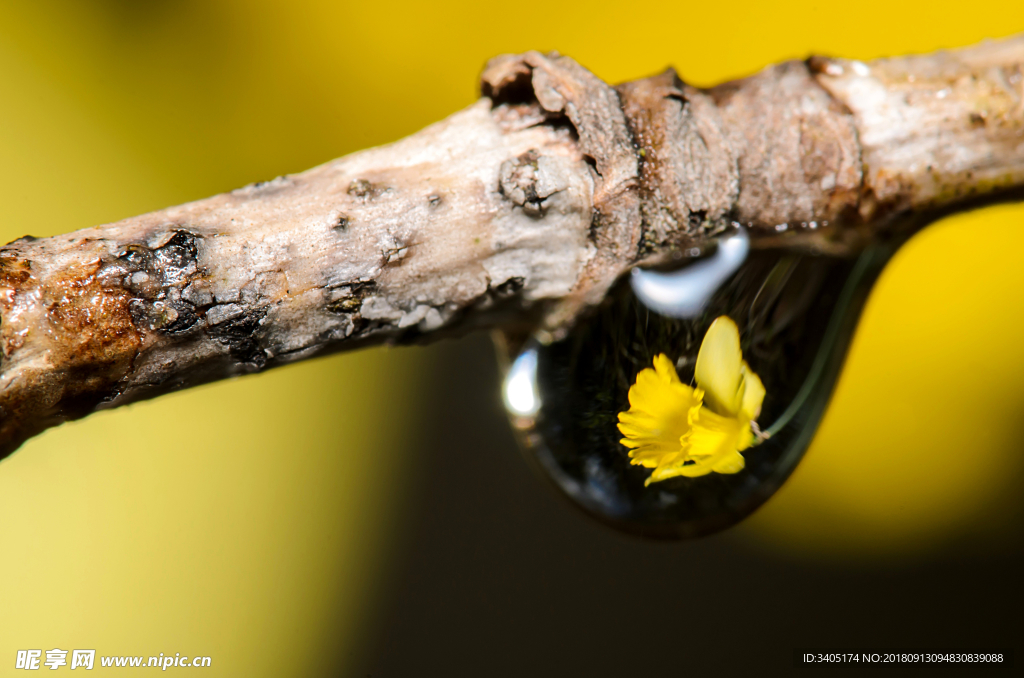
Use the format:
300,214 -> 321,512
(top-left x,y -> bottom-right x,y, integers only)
500,238 -> 897,538
630,226 -> 749,318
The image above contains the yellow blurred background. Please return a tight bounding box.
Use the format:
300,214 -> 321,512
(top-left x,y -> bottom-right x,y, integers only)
0,0 -> 1022,675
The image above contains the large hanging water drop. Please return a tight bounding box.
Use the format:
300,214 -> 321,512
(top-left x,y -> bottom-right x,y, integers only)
498,229 -> 897,538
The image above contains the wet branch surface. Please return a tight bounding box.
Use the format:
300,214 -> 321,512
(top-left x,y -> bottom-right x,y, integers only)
1,35 -> 1022,459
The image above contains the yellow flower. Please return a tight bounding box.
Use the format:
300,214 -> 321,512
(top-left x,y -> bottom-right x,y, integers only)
617,316 -> 765,485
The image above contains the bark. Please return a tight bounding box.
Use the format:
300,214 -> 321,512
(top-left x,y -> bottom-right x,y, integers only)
1,35 -> 1022,459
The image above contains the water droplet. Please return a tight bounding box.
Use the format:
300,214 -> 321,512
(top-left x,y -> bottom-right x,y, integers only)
499,238 -> 896,538
629,226 -> 749,318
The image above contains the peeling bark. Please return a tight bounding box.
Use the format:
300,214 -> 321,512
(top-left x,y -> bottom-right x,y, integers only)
1,35 -> 1023,459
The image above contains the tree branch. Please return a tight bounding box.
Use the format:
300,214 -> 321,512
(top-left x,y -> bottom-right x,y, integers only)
1,35 -> 1022,459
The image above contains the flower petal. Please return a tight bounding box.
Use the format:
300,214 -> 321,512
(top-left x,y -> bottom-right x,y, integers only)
617,355 -> 701,472
675,462 -> 715,477
685,408 -> 742,455
711,450 -> 746,474
646,460 -> 705,484
632,446 -> 688,470
627,365 -> 691,413
643,409 -> 750,484
652,353 -> 682,384
647,456 -> 720,483
695,316 -> 744,416
739,362 -> 765,421
682,408 -> 746,473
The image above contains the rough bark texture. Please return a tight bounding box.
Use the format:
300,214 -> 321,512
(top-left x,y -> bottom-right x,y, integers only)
1,36 -> 1023,459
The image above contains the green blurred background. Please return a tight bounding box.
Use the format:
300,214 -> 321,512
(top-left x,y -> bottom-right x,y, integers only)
1,1 -> 1022,675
